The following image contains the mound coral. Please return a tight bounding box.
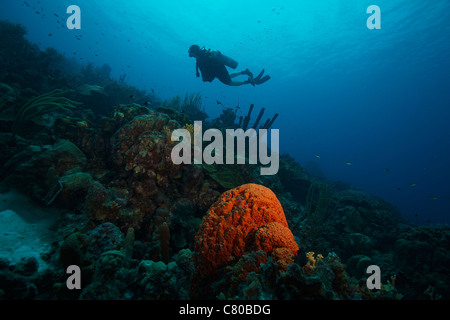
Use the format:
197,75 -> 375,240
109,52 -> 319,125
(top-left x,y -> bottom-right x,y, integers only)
111,112 -> 180,179
193,184 -> 298,280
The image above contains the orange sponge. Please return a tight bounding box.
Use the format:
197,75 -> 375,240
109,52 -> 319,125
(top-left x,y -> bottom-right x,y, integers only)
194,183 -> 298,278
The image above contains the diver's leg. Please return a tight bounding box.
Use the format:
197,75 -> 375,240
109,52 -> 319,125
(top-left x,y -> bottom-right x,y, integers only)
218,68 -> 252,86
220,76 -> 250,86
228,80 -> 249,86
219,73 -> 252,86
230,69 -> 253,79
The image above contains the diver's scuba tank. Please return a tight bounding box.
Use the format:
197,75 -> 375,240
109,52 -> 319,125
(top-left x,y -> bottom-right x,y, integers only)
215,51 -> 238,69
205,48 -> 238,69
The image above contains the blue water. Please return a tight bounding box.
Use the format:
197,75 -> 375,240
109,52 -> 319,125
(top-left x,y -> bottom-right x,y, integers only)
2,0 -> 449,225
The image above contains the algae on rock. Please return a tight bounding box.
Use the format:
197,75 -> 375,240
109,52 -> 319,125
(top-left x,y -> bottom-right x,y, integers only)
202,163 -> 246,189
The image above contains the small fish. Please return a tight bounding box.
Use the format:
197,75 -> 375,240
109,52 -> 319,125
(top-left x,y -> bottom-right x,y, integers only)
144,101 -> 150,106
151,88 -> 155,94
54,13 -> 59,17
129,95 -> 135,99
429,196 -> 439,200
76,120 -> 89,128
48,33 -> 52,37
345,162 -> 352,165
114,112 -> 124,119
24,2 -> 30,7
384,168 -> 390,172
409,184 -> 416,187
396,187 -> 401,191
315,154 -> 321,158
216,100 -> 224,106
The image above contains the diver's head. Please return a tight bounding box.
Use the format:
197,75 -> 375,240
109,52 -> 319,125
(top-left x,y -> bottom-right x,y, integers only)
188,45 -> 200,58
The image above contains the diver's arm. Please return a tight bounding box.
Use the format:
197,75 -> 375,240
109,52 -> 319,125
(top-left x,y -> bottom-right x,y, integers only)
195,62 -> 200,78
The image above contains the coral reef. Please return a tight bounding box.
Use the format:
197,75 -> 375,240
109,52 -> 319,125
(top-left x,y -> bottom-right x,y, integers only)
0,95 -> 447,299
0,19 -> 448,301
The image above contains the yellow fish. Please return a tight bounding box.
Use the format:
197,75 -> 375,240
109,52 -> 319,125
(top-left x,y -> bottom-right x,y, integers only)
314,154 -> 321,158
345,162 -> 352,165
429,196 -> 438,200
409,184 -> 416,187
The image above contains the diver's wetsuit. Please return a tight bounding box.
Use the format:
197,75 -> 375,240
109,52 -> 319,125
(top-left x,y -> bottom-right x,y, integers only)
195,50 -> 232,85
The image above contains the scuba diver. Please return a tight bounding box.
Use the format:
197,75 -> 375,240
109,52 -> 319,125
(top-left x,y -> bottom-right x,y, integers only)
188,45 -> 271,86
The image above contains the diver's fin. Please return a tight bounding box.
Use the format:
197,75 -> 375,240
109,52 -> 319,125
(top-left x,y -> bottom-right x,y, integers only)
253,69 -> 265,81
253,75 -> 270,85
241,68 -> 253,78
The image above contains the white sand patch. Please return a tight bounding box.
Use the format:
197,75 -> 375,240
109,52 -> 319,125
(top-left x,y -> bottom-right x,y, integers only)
0,190 -> 62,270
